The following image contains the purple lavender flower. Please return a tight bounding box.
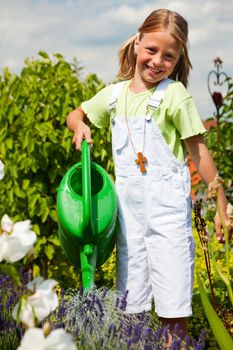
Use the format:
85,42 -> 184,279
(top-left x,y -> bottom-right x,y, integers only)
163,324 -> 170,343
139,310 -> 146,321
100,337 -> 105,347
185,334 -> 192,349
127,323 -> 142,347
126,324 -> 133,337
108,323 -> 117,338
145,326 -> 152,338
192,339 -> 198,348
101,286 -> 108,299
144,344 -> 153,350
119,290 -> 128,311
198,329 -> 206,343
115,296 -> 120,309
171,338 -> 181,350
95,295 -> 104,320
173,322 -> 181,338
58,303 -> 66,318
154,326 -> 163,341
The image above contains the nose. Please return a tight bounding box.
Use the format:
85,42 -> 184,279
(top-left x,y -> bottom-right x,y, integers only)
152,53 -> 163,66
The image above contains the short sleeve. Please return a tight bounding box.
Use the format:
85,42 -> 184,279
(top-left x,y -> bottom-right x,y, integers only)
81,85 -> 114,128
171,96 -> 207,140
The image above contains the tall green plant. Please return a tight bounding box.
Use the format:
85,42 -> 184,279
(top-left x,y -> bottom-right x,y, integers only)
205,78 -> 233,199
197,274 -> 233,350
0,52 -> 113,284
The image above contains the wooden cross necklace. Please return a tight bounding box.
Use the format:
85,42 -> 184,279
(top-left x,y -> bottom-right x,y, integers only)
125,85 -> 148,174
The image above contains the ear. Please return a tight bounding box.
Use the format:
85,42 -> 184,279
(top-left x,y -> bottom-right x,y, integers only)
134,33 -> 140,54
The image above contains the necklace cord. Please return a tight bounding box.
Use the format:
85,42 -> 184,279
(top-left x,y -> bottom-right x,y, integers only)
124,85 -> 147,156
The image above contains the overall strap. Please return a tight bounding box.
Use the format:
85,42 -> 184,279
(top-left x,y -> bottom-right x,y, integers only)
148,78 -> 172,109
109,78 -> 172,115
108,81 -> 126,113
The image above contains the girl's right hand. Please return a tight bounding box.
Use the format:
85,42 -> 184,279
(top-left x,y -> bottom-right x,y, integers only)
66,107 -> 92,151
72,120 -> 93,151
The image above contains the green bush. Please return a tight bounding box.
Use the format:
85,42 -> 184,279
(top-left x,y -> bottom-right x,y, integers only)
0,52 -> 114,286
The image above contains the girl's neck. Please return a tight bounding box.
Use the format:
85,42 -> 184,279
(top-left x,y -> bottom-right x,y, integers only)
129,76 -> 158,93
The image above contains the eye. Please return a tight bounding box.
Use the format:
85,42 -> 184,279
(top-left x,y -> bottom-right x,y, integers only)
146,47 -> 156,54
164,53 -> 176,61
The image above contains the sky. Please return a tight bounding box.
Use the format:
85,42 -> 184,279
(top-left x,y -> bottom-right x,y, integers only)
0,0 -> 232,120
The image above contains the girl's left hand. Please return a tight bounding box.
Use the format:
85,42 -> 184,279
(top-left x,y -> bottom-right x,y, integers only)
214,210 -> 232,243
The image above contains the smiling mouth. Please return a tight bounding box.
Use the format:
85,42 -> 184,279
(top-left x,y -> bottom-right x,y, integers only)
146,65 -> 164,74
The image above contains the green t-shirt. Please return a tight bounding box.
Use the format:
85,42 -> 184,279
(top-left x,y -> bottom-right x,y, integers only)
81,79 -> 206,163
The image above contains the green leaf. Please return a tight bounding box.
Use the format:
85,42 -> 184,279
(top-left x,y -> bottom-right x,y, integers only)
22,179 -> 30,190
14,186 -> 26,198
29,193 -> 41,210
5,138 -> 13,150
197,274 -> 233,350
44,244 -> 55,260
42,106 -> 50,121
41,207 -> 50,223
0,264 -> 21,286
49,209 -> 58,222
212,279 -> 227,289
32,223 -> 41,235
47,235 -> 60,246
38,50 -> 50,59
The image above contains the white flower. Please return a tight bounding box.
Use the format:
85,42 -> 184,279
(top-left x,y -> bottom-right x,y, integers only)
17,327 -> 77,350
13,277 -> 59,327
227,203 -> 233,217
0,214 -> 37,263
0,160 -> 4,180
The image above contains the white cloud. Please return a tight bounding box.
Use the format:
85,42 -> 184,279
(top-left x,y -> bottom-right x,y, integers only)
109,4 -> 155,24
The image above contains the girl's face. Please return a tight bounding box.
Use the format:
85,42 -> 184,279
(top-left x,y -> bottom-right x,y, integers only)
133,31 -> 182,90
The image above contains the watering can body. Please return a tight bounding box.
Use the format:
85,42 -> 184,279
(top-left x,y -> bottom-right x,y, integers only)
57,142 -> 118,273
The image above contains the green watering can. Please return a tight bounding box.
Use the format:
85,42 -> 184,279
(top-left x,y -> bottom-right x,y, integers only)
57,141 -> 118,291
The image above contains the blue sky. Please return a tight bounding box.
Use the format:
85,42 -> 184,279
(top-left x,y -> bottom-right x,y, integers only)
1,0 -> 232,119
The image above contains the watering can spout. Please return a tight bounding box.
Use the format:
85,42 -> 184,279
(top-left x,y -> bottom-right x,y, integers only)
80,243 -> 97,291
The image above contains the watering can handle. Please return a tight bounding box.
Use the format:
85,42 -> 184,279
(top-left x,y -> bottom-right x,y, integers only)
81,140 -> 95,238
81,140 -> 97,291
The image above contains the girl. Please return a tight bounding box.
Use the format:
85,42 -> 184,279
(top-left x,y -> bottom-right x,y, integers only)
66,9 -> 229,344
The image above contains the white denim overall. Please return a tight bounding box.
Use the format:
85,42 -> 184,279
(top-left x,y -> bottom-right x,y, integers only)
109,79 -> 195,318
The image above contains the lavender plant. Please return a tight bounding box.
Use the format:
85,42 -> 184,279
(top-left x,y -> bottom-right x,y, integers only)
0,269 -> 29,349
0,270 -> 207,349
46,287 -> 206,350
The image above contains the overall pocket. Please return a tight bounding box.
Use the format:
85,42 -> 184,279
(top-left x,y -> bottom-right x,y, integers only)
112,123 -> 129,164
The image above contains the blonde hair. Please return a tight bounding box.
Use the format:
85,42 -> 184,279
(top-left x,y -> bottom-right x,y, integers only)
117,9 -> 192,87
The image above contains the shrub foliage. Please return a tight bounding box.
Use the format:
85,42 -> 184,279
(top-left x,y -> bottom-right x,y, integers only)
0,51 -> 113,283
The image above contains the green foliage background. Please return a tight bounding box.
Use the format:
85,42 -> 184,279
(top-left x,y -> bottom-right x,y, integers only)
0,51 -> 114,285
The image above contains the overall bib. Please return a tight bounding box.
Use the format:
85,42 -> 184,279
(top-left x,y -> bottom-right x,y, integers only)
109,79 -> 195,318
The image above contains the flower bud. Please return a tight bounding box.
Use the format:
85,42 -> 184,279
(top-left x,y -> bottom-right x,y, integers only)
43,321 -> 52,337
212,91 -> 223,108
